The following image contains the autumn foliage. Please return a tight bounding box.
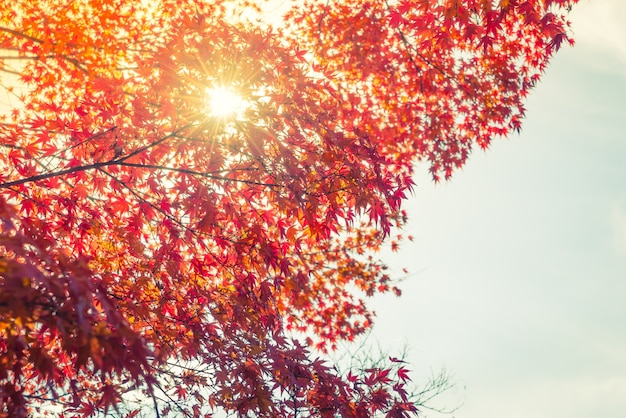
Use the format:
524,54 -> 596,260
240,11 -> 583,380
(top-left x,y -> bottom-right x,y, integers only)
0,0 -> 576,416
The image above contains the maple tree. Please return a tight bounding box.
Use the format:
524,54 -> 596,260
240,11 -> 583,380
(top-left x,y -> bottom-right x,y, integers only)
0,0 -> 577,416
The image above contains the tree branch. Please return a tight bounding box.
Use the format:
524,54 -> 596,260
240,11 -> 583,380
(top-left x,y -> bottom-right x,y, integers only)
117,161 -> 278,188
0,160 -> 113,189
0,124 -> 192,190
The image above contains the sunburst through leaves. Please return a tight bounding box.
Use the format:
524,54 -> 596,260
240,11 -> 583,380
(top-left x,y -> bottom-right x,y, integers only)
206,86 -> 244,118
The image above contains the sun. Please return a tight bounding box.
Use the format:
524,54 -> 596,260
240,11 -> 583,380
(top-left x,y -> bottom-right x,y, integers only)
206,86 -> 243,118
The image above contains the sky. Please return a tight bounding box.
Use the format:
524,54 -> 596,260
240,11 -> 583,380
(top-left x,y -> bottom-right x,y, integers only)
368,1 -> 626,417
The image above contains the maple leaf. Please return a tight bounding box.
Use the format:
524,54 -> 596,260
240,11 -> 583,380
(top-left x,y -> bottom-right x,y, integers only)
397,367 -> 412,383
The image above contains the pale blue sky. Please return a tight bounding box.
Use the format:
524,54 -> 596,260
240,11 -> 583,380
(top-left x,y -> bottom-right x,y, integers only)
370,1 -> 626,417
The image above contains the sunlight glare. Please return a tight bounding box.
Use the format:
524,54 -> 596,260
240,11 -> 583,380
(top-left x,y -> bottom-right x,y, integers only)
206,86 -> 243,118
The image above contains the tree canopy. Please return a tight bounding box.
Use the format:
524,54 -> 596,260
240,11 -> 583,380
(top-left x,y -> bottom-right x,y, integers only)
0,0 -> 577,416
